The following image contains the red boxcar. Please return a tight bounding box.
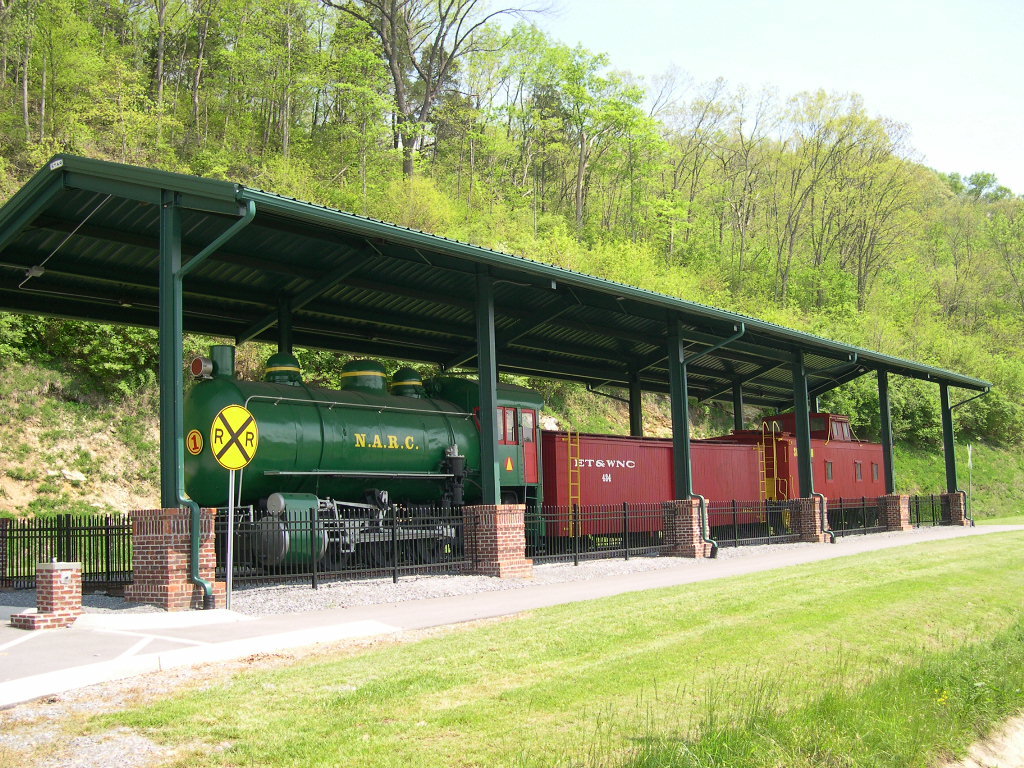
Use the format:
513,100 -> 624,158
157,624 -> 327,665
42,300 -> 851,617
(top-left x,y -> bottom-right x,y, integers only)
540,414 -> 886,537
540,431 -> 764,535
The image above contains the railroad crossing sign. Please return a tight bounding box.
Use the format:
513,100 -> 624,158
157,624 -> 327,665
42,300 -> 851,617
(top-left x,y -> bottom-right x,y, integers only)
209,405 -> 259,470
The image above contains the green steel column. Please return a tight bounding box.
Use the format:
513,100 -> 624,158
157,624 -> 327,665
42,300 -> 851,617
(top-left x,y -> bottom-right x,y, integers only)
877,369 -> 896,494
732,381 -> 744,432
792,350 -> 814,498
476,268 -> 501,505
667,320 -> 692,498
628,370 -> 643,437
158,190 -> 184,509
278,296 -> 293,355
940,383 -> 958,492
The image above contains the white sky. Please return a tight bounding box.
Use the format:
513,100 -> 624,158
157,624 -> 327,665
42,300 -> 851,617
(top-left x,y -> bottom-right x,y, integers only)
532,0 -> 1024,193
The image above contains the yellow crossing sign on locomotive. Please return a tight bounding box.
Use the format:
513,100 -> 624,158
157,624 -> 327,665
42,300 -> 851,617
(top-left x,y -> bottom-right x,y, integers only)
210,405 -> 259,470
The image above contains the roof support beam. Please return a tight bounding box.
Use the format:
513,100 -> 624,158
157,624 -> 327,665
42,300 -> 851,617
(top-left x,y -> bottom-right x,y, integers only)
792,350 -> 814,499
158,191 -> 184,510
476,268 -> 501,505
878,370 -> 895,494
668,319 -> 693,499
940,384 -> 958,493
807,364 -> 868,399
0,174 -> 65,255
698,363 -> 785,403
629,369 -> 643,437
733,381 -> 745,432
444,303 -> 571,370
235,257 -> 362,344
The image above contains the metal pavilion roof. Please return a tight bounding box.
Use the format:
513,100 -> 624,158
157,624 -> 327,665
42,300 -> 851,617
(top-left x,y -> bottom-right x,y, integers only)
0,155 -> 990,408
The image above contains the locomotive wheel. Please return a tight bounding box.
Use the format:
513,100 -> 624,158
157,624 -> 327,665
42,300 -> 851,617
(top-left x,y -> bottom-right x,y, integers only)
320,546 -> 352,571
416,539 -> 443,565
361,542 -> 393,569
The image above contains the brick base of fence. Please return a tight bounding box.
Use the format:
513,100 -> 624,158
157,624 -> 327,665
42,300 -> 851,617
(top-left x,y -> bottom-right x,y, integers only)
123,508 -> 226,611
880,495 -> 913,531
663,499 -> 713,557
464,504 -> 533,578
942,492 -> 970,526
10,562 -> 83,630
789,496 -> 830,543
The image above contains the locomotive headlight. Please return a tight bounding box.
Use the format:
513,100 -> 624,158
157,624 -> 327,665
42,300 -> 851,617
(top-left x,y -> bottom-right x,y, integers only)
190,356 -> 214,379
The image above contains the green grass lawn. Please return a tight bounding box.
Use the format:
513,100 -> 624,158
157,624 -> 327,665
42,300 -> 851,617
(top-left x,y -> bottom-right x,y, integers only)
976,514 -> 1024,525
95,532 -> 1024,768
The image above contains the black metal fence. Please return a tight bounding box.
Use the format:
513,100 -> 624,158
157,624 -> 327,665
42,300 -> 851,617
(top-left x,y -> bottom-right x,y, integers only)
827,497 -> 885,537
216,504 -> 469,587
909,494 -> 950,527
525,503 -> 669,563
1,514 -> 133,589
706,499 -> 799,547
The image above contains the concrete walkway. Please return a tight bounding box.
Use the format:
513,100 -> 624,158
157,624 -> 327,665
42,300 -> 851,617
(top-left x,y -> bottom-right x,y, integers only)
1,524 -> 1021,709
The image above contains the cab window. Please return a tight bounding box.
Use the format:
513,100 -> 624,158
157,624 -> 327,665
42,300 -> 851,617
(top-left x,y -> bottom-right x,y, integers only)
497,406 -> 518,445
521,409 -> 536,443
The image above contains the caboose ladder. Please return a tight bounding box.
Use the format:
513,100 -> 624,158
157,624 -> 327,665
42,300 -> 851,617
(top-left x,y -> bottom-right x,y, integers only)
760,422 -> 778,500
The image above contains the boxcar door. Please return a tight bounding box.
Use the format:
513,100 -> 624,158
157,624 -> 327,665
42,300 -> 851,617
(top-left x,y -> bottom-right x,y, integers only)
521,408 -> 538,484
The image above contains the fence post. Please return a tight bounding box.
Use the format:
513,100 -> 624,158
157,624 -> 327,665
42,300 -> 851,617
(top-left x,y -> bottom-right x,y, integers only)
391,510 -> 399,584
572,504 -> 580,567
622,503 -> 630,561
311,502 -> 319,590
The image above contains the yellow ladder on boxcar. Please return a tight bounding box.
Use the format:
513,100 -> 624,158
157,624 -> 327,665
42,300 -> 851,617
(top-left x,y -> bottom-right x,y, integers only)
760,421 -> 781,500
566,429 -> 582,533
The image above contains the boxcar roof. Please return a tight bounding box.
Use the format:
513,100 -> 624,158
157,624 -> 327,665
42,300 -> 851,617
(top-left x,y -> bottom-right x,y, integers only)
0,155 -> 990,408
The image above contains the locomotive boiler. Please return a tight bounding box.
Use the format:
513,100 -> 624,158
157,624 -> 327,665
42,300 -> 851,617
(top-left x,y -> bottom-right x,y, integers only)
183,345 -> 543,567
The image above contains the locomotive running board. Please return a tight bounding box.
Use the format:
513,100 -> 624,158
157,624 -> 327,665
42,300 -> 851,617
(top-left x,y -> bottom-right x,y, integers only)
262,470 -> 455,479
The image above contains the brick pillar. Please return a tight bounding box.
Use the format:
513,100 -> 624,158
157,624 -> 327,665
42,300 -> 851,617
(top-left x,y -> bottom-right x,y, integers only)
880,494 -> 912,531
663,499 -> 712,558
10,562 -> 82,630
0,518 -> 9,589
464,504 -> 533,578
789,496 -> 830,543
123,508 -> 226,611
941,492 -> 970,526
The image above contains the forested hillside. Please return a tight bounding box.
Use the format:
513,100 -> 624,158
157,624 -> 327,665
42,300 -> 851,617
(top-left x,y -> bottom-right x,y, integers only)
1,0 -> 1022,453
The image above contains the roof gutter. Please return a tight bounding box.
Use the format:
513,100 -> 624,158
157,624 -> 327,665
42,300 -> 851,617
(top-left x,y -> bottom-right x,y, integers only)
180,199 -> 256,608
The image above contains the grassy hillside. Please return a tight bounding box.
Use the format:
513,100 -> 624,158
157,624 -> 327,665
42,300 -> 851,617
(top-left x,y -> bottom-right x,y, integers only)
0,364 -> 159,517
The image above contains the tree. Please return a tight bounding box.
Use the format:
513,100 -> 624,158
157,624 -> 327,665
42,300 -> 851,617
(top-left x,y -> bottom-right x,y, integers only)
319,0 -> 534,177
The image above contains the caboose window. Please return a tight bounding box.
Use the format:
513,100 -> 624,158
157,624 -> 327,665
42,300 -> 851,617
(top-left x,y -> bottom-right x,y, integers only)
855,461 -> 863,481
826,461 -> 833,480
872,463 -> 879,482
